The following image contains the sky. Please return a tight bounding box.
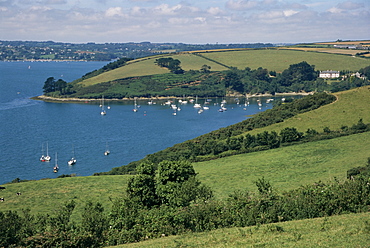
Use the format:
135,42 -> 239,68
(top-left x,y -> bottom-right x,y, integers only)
0,0 -> 369,44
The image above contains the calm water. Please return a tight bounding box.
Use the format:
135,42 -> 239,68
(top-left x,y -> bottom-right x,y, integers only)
0,61 -> 286,185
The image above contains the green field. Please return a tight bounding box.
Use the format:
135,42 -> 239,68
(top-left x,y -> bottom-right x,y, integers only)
199,49 -> 370,72
0,175 -> 130,221
195,131 -> 370,198
79,53 -> 228,86
109,212 -> 370,248
248,86 -> 370,135
78,48 -> 370,87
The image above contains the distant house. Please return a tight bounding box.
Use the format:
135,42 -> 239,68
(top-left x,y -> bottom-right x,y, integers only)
319,70 -> 340,78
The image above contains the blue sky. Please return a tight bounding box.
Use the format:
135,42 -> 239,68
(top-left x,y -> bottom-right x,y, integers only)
0,0 -> 369,44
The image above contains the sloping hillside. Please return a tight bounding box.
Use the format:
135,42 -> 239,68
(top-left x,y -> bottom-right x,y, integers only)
109,212 -> 370,248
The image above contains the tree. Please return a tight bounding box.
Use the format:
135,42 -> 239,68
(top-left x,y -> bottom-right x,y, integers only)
280,61 -> 317,86
55,79 -> 67,94
126,162 -> 159,208
200,64 -> 211,73
127,160 -> 213,208
280,127 -> 303,143
42,77 -> 56,93
155,57 -> 184,74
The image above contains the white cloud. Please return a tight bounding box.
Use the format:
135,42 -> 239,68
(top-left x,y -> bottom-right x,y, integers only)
283,9 -> 299,17
208,7 -> 223,15
226,0 -> 259,10
105,7 -> 124,17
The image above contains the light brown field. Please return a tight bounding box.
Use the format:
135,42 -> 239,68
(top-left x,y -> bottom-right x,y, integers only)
283,47 -> 368,55
314,40 -> 370,45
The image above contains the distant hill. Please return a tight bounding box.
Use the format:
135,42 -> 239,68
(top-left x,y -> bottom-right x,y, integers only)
0,40 -> 274,61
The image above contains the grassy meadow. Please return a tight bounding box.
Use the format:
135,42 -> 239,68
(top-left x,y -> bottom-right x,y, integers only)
195,131 -> 370,198
0,175 -> 130,222
109,212 -> 370,248
79,53 -> 228,86
198,49 -> 370,72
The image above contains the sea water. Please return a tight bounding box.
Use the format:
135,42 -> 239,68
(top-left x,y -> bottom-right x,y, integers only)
0,61 -> 287,185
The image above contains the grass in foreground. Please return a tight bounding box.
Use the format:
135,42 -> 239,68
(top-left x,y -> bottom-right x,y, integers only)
109,212 -> 370,248
195,131 -> 370,198
0,175 -> 131,222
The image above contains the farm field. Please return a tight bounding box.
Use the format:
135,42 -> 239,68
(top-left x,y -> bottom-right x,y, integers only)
110,212 -> 370,248
195,131 -> 370,198
78,53 -> 228,86
197,49 -> 370,72
314,40 -> 370,45
283,47 -> 368,55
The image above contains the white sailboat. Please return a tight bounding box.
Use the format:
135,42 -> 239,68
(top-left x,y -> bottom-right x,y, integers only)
53,152 -> 59,173
104,142 -> 110,155
193,96 -> 201,108
40,143 -> 45,162
42,141 -> 51,162
133,98 -> 138,112
68,145 -> 76,166
100,95 -> 106,115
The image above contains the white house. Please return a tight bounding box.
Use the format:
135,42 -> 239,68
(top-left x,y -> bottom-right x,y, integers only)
319,70 -> 340,78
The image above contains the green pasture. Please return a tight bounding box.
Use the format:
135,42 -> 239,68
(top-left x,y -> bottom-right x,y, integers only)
195,131 -> 370,199
170,53 -> 228,71
249,86 -> 370,135
79,57 -> 169,86
0,175 -> 131,221
79,53 -> 228,86
110,212 -> 370,248
198,49 -> 370,72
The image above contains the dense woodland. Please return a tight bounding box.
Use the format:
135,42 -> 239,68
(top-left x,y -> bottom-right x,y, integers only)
43,60 -> 370,99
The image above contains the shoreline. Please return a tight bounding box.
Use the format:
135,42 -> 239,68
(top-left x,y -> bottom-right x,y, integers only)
32,92 -> 314,103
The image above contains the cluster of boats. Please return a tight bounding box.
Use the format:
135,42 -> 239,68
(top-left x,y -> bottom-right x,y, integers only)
40,141 -> 110,173
40,142 -> 77,173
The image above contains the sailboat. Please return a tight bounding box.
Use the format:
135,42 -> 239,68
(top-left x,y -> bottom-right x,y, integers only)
68,145 -> 76,166
40,141 -> 51,162
53,152 -> 59,173
104,142 -> 110,156
100,95 -> 106,115
133,98 -> 138,112
193,96 -> 201,108
40,143 -> 46,162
